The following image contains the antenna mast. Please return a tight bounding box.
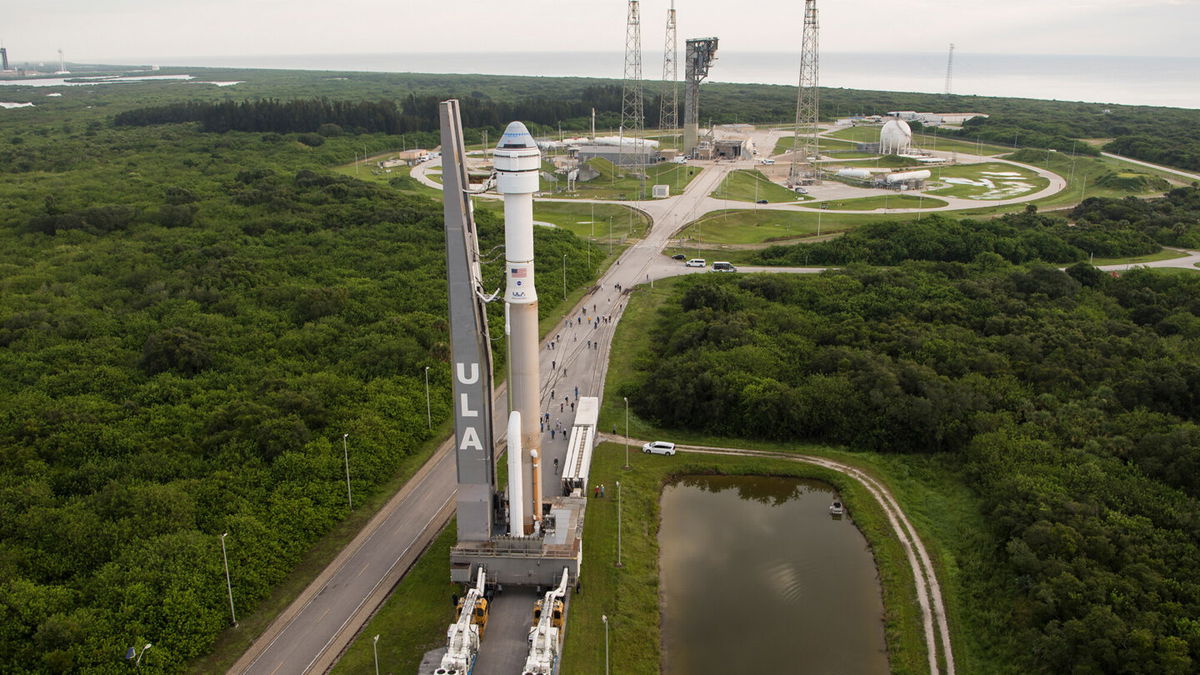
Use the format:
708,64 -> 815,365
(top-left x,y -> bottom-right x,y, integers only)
789,0 -> 820,186
658,1 -> 678,138
619,0 -> 646,198
944,43 -> 955,95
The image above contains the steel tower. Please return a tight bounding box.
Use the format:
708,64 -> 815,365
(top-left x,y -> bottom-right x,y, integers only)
658,1 -> 679,137
944,43 -> 955,95
788,0 -> 820,185
618,0 -> 646,196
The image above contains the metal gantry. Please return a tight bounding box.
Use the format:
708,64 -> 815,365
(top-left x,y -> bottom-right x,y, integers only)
944,43 -> 955,95
789,0 -> 820,186
618,0 -> 646,197
658,1 -> 679,137
683,37 -> 718,156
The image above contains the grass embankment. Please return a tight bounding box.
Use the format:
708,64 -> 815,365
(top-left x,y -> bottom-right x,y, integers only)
561,158 -> 700,200
816,194 -> 949,211
586,276 -> 1000,672
533,202 -> 651,240
331,525 -> 458,674
710,169 -> 804,203
1091,248 -> 1189,265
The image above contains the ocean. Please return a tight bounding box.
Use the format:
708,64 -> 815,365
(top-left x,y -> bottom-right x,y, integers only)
120,51 -> 1200,110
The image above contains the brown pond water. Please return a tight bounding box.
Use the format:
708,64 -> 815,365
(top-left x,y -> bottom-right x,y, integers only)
659,475 -> 889,674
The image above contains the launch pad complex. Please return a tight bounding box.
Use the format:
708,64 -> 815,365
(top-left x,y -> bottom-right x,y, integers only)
433,100 -> 593,675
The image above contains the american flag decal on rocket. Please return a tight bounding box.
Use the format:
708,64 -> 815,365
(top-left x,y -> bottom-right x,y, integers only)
511,267 -> 527,278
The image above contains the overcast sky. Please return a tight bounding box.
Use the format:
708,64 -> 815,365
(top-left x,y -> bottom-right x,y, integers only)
6,0 -> 1199,63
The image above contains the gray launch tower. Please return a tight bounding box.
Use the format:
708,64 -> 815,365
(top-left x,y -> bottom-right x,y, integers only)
438,100 -> 498,542
683,37 -> 718,157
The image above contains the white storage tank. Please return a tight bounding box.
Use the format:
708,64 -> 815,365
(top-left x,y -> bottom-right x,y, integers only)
879,119 -> 913,154
837,168 -> 872,180
884,169 -> 931,184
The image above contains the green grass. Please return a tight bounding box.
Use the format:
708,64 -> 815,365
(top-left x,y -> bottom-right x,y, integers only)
816,194 -> 949,211
677,209 -> 855,245
819,151 -> 880,160
555,158 -> 700,200
709,169 -> 805,203
924,162 -> 1049,200
1145,267 -> 1200,276
771,133 -> 845,156
1091,249 -> 1189,265
331,524 -> 458,674
533,202 -> 651,240
827,126 -> 887,143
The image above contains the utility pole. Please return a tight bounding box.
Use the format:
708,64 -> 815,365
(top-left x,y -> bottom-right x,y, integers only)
220,533 -> 238,627
342,433 -> 352,509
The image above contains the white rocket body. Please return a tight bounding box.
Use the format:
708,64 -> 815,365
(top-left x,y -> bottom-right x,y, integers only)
506,412 -> 525,537
495,121 -> 542,535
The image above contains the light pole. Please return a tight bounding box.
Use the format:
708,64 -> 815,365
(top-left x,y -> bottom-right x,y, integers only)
135,643 -> 152,667
562,253 -> 567,302
616,480 -> 623,568
372,634 -> 380,675
623,397 -> 630,470
220,533 -> 237,627
342,433 -> 353,509
602,614 -> 610,675
424,366 -> 432,430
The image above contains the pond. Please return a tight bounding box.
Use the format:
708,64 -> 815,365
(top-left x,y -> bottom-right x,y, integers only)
659,475 -> 888,674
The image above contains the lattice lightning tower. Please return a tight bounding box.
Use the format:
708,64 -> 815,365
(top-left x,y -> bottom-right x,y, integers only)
658,1 -> 678,137
944,43 -> 955,95
618,0 -> 646,195
789,0 -> 820,185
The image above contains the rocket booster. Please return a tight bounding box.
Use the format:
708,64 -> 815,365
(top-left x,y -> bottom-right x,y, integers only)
495,121 -> 542,534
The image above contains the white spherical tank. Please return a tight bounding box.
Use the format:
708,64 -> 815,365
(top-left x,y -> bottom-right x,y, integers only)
879,119 -> 913,155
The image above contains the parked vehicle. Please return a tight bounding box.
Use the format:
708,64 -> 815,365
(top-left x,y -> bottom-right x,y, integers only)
671,253 -> 686,260
685,258 -> 706,268
755,199 -> 768,204
642,441 -> 677,456
712,261 -> 737,272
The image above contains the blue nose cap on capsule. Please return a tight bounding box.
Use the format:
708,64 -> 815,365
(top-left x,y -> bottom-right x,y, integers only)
497,121 -> 536,150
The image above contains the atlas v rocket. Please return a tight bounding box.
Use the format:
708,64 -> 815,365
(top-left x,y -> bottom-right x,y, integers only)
494,122 -> 543,536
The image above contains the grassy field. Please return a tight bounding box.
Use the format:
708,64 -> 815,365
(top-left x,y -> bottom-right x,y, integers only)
1091,248 -> 1190,265
677,209 -> 859,245
816,194 -> 949,211
710,169 -> 805,203
924,162 -> 1049,200
771,133 -> 849,156
556,158 -> 700,200
533,202 -> 651,240
825,127 -> 1012,156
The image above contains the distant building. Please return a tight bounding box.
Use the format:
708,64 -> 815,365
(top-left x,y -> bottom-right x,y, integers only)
713,136 -> 754,159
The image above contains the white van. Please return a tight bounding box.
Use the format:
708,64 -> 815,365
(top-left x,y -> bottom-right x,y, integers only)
685,258 -> 706,268
642,441 -> 677,456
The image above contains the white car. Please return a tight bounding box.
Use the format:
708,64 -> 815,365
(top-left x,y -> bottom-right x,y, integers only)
685,258 -> 706,268
642,441 -> 677,456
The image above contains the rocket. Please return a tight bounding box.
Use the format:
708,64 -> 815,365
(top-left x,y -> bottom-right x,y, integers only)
494,121 -> 542,536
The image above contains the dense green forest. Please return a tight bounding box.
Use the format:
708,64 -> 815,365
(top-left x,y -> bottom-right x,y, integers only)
622,265 -> 1200,673
0,83 -> 602,672
754,187 -> 1200,267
